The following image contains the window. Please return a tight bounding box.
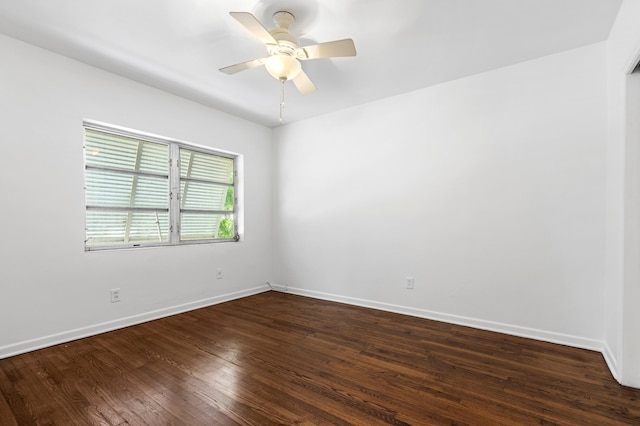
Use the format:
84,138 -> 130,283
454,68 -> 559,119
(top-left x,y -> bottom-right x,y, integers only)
84,121 -> 238,250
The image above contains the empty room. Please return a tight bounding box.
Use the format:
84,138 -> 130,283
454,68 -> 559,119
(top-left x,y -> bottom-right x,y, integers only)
2,0 -> 640,424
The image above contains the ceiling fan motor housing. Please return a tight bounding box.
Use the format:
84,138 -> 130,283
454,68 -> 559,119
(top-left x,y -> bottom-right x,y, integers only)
268,11 -> 300,57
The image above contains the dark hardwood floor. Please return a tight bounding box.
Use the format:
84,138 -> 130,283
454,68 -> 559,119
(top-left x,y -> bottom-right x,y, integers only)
1,291 -> 639,425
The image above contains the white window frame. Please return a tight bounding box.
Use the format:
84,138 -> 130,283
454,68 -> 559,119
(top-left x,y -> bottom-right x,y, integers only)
83,120 -> 239,251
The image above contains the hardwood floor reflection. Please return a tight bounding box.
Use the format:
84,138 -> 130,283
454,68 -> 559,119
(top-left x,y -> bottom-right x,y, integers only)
1,291 -> 639,425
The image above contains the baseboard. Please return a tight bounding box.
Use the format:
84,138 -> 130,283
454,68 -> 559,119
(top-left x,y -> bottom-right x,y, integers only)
0,285 -> 270,359
4,283 -> 616,383
602,342 -> 621,383
275,286 -> 605,353
268,282 -> 289,292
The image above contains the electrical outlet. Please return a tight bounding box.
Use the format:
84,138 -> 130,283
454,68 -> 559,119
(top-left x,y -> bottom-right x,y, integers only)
110,288 -> 121,303
216,268 -> 223,279
406,277 -> 414,290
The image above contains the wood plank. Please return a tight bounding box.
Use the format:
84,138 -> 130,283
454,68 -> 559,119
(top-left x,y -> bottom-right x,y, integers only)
1,291 -> 639,425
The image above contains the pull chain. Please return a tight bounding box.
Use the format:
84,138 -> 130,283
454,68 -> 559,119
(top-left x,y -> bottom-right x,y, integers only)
279,78 -> 285,125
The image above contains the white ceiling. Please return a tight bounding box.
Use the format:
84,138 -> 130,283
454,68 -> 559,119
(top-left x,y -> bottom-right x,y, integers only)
0,0 -> 622,127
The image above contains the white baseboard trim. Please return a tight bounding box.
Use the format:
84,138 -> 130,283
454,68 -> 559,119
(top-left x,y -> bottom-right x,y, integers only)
0,285 -> 270,360
269,283 -> 290,292
602,342 -> 621,383
275,286 -> 605,353
4,284 -> 619,385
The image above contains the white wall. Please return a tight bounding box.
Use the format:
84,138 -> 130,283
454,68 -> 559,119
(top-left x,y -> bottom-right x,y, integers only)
274,43 -> 608,349
605,0 -> 640,387
623,71 -> 640,387
3,8 -> 636,388
0,34 -> 273,357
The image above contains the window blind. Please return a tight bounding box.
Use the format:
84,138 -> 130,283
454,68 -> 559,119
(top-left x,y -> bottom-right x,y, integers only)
84,123 -> 237,250
179,148 -> 235,241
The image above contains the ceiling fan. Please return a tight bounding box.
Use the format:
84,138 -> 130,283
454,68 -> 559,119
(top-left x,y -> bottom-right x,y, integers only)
219,10 -> 357,96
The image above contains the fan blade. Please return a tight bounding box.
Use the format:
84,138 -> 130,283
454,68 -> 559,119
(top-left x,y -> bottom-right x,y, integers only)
299,39 -> 356,60
229,12 -> 277,46
292,70 -> 317,95
219,58 -> 265,75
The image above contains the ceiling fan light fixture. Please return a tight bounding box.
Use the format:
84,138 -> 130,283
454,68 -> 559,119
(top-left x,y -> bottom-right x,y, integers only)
220,11 -> 356,124
264,54 -> 301,81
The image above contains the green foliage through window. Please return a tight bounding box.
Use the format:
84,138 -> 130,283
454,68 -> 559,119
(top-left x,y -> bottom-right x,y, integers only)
217,186 -> 235,239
